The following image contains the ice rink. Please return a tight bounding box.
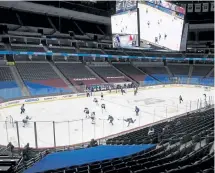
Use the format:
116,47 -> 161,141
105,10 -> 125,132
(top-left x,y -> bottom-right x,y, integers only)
0,86 -> 213,148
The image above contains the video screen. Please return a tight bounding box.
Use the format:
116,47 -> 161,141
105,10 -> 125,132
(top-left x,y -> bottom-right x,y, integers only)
111,9 -> 139,48
139,1 -> 185,51
112,34 -> 139,48
116,0 -> 137,13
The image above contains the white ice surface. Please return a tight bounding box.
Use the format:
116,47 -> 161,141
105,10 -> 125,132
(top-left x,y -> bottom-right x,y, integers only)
0,87 -> 213,148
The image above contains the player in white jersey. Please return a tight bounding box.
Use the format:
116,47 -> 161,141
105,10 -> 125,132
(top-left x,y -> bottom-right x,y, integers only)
90,112 -> 96,124
84,108 -> 90,118
93,98 -> 99,106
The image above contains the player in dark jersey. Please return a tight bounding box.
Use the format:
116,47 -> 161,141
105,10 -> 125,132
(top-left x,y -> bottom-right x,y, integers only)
179,95 -> 183,104
124,118 -> 136,127
108,115 -> 114,125
21,104 -> 25,114
135,106 -> 140,116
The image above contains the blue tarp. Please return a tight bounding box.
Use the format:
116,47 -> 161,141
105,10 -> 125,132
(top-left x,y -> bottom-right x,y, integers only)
25,144 -> 155,173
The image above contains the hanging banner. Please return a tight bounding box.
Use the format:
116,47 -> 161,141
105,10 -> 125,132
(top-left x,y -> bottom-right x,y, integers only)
211,2 -> 214,11
202,3 -> 209,12
180,4 -> 187,13
187,3 -> 194,12
195,3 -> 201,12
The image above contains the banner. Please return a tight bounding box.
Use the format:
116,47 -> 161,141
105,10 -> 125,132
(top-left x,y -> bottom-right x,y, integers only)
187,3 -> 193,12
25,98 -> 39,103
211,2 -> 214,12
202,3 -> 209,12
195,3 -> 201,12
116,0 -> 137,13
0,51 -> 213,61
180,4 -> 186,13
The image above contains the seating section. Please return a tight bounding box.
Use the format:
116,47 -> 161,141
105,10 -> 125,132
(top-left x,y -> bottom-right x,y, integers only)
42,108 -> 214,173
139,66 -> 169,84
90,66 -> 129,83
48,46 -> 76,53
0,148 -> 21,173
124,50 -> 143,56
107,109 -> 214,145
55,63 -> 101,86
192,66 -> 212,77
168,65 -> 189,76
113,63 -> 146,82
104,49 -> 126,55
16,63 -> 71,96
14,55 -> 30,61
190,66 -> 213,86
0,67 -> 22,100
79,48 -> 104,54
11,44 -> 45,52
0,44 -> 5,50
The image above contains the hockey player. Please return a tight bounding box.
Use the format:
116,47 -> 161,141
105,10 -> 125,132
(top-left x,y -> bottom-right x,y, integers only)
93,98 -> 99,106
134,87 -> 138,96
84,108 -> 90,118
21,104 -> 25,114
155,37 -> 158,44
121,88 -> 126,95
101,92 -> 104,100
101,103 -> 106,113
25,115 -> 31,120
87,92 -> 90,97
109,86 -> 112,93
147,21 -> 150,28
203,94 -> 207,100
22,118 -> 28,127
124,118 -> 136,127
135,106 -> 140,116
90,112 -> 96,124
108,115 -> 114,125
179,95 -> 183,104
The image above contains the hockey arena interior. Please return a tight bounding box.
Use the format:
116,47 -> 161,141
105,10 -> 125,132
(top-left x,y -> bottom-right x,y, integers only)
0,1 -> 214,173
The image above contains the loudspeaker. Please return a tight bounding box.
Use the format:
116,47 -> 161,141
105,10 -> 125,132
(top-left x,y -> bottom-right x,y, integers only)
38,29 -> 43,35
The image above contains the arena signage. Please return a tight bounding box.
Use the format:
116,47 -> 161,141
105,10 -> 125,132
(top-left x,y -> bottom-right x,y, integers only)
7,100 -> 20,105
0,51 -> 213,61
25,98 -> 39,103
62,95 -> 73,99
43,97 -> 54,101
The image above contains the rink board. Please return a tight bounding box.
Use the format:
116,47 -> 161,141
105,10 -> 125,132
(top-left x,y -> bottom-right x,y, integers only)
0,84 -> 213,109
